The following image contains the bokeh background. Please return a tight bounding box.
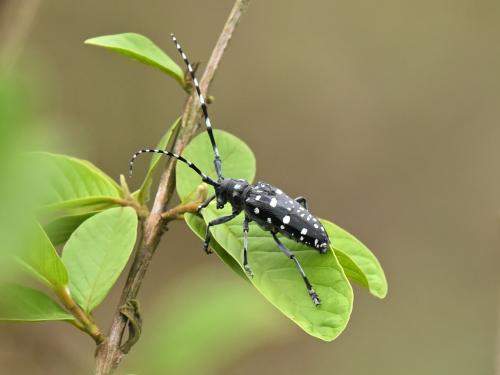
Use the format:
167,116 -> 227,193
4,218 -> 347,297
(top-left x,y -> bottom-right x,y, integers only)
1,0 -> 499,374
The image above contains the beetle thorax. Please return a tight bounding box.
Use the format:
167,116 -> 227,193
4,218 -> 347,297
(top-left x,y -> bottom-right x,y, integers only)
215,178 -> 250,210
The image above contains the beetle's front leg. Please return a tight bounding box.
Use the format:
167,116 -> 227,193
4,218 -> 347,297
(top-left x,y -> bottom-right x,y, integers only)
197,194 -> 216,214
203,210 -> 240,254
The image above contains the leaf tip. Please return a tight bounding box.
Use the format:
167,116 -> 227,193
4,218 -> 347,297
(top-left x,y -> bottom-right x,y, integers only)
83,37 -> 99,46
373,284 -> 388,299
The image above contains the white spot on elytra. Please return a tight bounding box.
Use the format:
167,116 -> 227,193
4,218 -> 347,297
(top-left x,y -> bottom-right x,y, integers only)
314,224 -> 319,229
234,184 -> 241,190
255,195 -> 261,200
315,239 -> 318,246
283,215 -> 290,224
307,215 -> 311,221
301,228 -> 308,235
287,207 -> 292,211
313,218 -> 317,222
245,198 -> 250,202
300,236 -> 304,241
321,227 -> 325,232
254,207 -> 260,214
267,218 -> 272,223
270,198 -> 277,207
300,214 -> 305,217
276,189 -> 283,195
280,225 -> 285,230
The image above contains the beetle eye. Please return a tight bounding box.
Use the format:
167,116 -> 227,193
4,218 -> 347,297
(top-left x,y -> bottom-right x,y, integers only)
216,197 -> 225,209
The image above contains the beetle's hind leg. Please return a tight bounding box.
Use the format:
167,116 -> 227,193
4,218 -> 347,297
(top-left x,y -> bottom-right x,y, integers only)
242,216 -> 254,277
295,196 -> 308,210
271,232 -> 320,306
203,210 -> 240,254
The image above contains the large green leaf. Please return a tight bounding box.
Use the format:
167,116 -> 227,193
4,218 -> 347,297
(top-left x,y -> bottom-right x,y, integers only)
17,222 -> 69,289
322,220 -> 388,298
176,130 -> 256,201
134,117 -> 182,204
32,152 -> 121,212
201,205 -> 353,342
184,213 -> 248,281
44,211 -> 98,246
127,267 -> 287,375
85,33 -> 185,87
177,130 -> 351,340
0,283 -> 73,322
62,207 -> 138,312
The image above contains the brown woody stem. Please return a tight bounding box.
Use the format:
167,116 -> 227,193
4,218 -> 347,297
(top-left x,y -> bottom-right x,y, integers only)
94,1 -> 249,374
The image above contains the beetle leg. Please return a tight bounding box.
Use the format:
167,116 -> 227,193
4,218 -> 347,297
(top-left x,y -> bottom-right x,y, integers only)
242,216 -> 254,277
203,210 -> 240,254
197,194 -> 216,214
295,196 -> 308,210
271,232 -> 320,306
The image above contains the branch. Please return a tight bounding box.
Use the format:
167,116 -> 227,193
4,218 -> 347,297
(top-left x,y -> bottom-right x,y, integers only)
161,184 -> 208,223
94,1 -> 250,374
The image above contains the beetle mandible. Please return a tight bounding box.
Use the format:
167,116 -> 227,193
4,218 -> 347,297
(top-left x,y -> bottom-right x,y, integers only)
130,34 -> 330,305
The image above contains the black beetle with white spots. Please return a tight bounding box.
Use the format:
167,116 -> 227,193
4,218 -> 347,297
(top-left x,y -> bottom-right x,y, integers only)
130,34 -> 330,306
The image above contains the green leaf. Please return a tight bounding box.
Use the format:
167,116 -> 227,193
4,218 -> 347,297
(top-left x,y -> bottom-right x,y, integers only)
322,220 -> 388,298
44,211 -> 98,246
134,117 -> 182,204
200,205 -> 353,342
62,207 -> 138,312
0,283 -> 73,322
178,130 -> 351,340
127,267 -> 287,375
85,33 -> 185,87
17,222 -> 69,289
176,130 -> 256,201
184,213 -> 248,282
31,152 -> 121,212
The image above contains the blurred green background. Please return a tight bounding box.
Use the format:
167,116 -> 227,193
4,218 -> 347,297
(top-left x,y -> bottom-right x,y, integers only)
1,0 -> 499,374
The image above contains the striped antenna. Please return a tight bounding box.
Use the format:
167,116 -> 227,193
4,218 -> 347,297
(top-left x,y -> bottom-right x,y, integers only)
129,149 -> 218,186
170,33 -> 223,181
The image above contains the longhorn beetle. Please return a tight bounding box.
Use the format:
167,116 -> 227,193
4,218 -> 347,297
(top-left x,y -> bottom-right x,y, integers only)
130,34 -> 330,305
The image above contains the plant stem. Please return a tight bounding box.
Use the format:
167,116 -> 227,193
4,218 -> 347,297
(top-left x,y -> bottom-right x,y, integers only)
161,184 -> 208,222
94,1 -> 249,374
55,286 -> 104,344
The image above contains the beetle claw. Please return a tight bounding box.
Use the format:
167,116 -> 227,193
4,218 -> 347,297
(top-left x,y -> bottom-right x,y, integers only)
244,265 -> 254,278
310,290 -> 321,306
